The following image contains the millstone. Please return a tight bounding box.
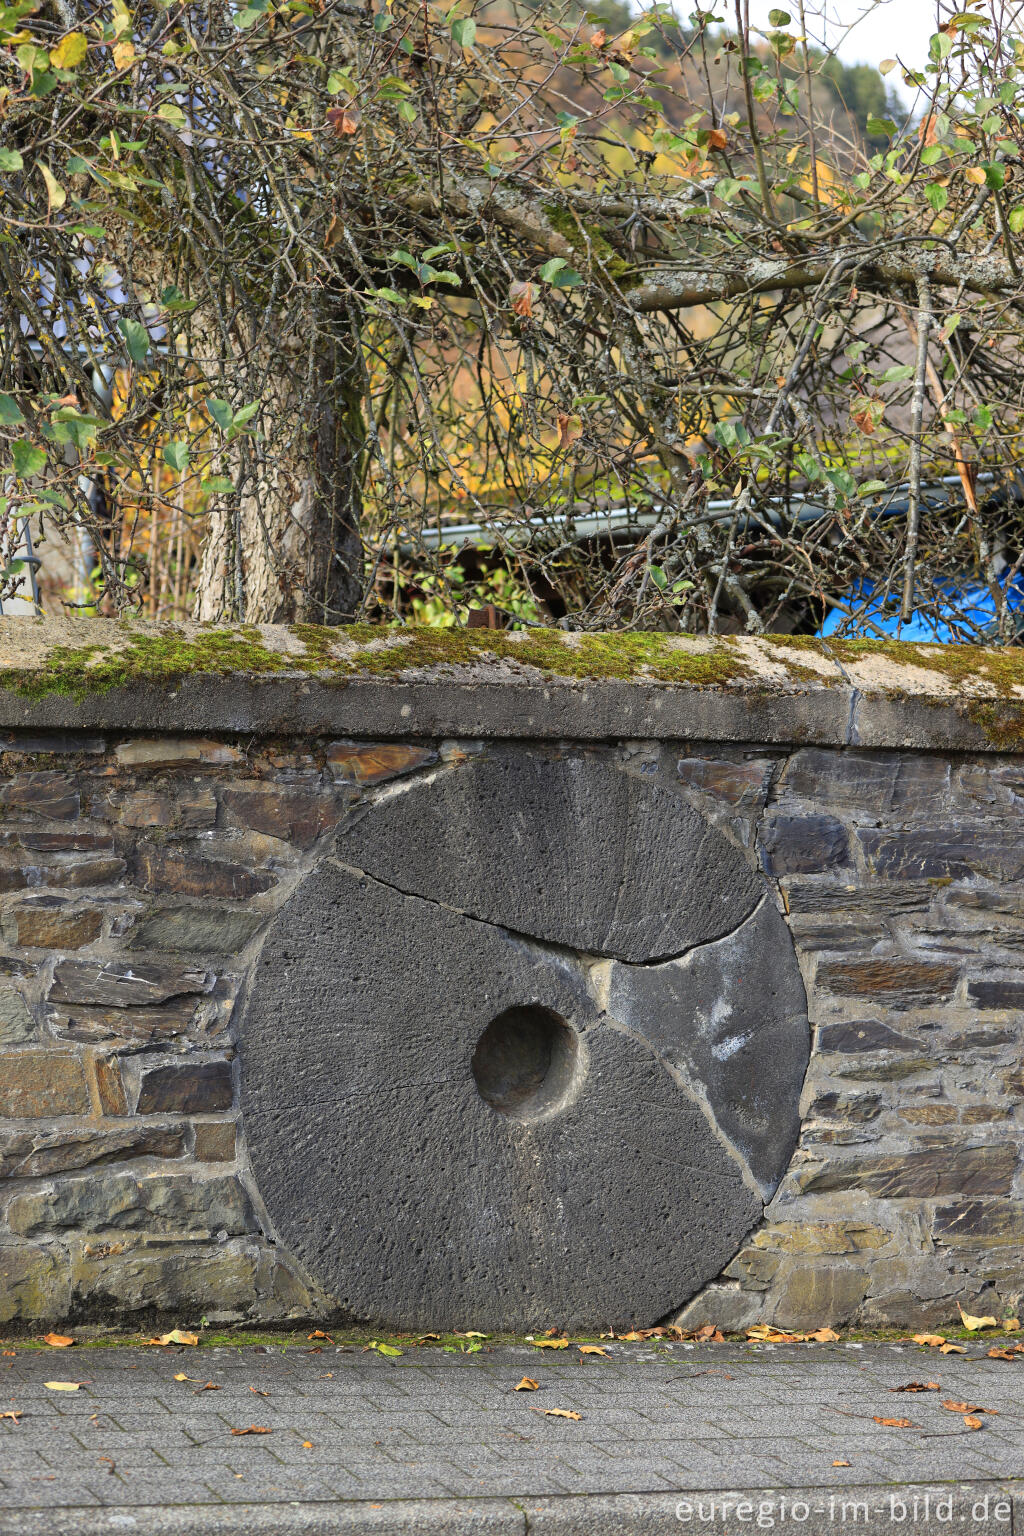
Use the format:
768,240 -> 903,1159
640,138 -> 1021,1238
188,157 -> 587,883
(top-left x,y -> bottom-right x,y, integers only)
239,751 -> 809,1331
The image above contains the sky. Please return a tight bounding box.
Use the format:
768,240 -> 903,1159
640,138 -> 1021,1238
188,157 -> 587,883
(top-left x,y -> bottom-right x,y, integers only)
745,0 -> 943,99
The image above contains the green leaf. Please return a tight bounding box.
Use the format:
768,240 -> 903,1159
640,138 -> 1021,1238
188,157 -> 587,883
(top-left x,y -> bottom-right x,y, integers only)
207,398 -> 233,432
767,8 -> 790,22
1008,206 -> 1024,234
974,404 -> 993,430
920,144 -> 943,166
374,1343 -> 403,1356
450,15 -> 475,48
858,479 -> 887,496
878,364 -> 914,383
201,476 -> 234,494
0,148 -> 24,172
984,162 -> 1006,189
608,59 -> 629,81
0,392 -> 25,425
865,116 -> 897,138
118,316 -> 150,364
162,440 -> 189,472
10,441 -> 46,478
925,183 -> 948,212
232,402 -> 259,428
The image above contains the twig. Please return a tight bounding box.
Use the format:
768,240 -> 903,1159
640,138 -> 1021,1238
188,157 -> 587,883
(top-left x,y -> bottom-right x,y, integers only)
901,274 -> 933,623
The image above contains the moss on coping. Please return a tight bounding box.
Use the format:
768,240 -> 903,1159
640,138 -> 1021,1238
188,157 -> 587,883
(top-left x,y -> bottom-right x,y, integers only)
0,622 -> 759,700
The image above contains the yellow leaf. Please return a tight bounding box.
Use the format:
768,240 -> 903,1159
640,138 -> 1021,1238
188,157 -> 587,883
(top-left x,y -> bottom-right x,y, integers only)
959,1305 -> 998,1331
461,1332 -> 487,1339
50,31 -> 87,69
44,1381 -> 81,1391
964,166 -> 987,185
833,1460 -> 851,1467
873,1416 -> 916,1428
578,1345 -> 610,1357
964,1414 -> 984,1430
939,1342 -> 966,1355
113,39 -> 136,69
805,1328 -> 840,1343
302,1440 -> 313,1448
531,1407 -> 582,1420
42,1333 -> 74,1347
533,1338 -> 569,1349
1005,1318 -> 1020,1332
912,1333 -> 946,1348
173,1373 -> 190,1382
37,164 -> 66,213
147,1329 -> 198,1346
514,1377 -> 540,1391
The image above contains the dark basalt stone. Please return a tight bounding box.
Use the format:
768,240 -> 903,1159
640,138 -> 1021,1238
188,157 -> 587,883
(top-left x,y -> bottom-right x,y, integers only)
239,751 -> 808,1330
337,752 -> 763,963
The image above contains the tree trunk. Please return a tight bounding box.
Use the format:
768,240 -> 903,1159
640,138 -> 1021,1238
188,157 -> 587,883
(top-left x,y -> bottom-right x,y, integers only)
196,334 -> 364,624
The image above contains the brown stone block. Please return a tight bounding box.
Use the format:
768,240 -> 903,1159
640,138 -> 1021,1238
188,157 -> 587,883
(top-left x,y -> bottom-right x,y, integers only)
50,997 -> 199,1046
770,1262 -> 869,1331
933,1200 -> 1024,1248
327,742 -> 435,786
91,1053 -> 129,1116
899,1104 -> 958,1125
751,1221 -> 889,1256
137,846 -> 275,899
47,856 -> 127,889
816,957 -> 959,1007
9,900 -> 102,950
0,1050 -> 91,1118
8,830 -> 113,853
135,1059 -> 233,1115
193,1120 -> 237,1162
0,1123 -> 187,1178
98,787 -> 218,830
219,783 -> 344,849
0,772 -> 80,820
115,738 -> 241,768
675,755 -> 774,810
799,1142 -> 1016,1198
49,958 -> 212,1008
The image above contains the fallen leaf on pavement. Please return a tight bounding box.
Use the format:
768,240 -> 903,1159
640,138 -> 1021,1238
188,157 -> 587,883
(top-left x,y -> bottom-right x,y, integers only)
514,1377 -> 539,1391
250,1387 -> 269,1397
959,1305 -> 998,1331
873,1417 -> 916,1428
579,1346 -> 610,1357
302,1440 -> 313,1448
531,1407 -> 582,1420
44,1382 -> 81,1392
805,1328 -> 841,1343
988,1347 -> 1021,1361
42,1334 -> 74,1348
964,1415 -> 984,1430
942,1401 -> 996,1415
533,1339 -> 568,1350
913,1334 -> 946,1347
891,1382 -> 940,1393
940,1343 -> 966,1355
173,1373 -> 197,1383
833,1460 -> 851,1467
147,1330 -> 198,1347
366,1342 -> 402,1357
308,1331 -> 333,1343
459,1332 -> 487,1339
0,1410 -> 22,1423
197,1383 -> 219,1392
230,1425 -> 271,1435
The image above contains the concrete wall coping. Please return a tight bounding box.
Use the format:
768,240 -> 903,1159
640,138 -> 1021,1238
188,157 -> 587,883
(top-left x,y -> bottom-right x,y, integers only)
1,617 -> 1023,751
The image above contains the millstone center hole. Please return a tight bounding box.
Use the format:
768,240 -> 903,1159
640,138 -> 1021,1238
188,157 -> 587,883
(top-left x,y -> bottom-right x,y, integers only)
471,1005 -> 580,1121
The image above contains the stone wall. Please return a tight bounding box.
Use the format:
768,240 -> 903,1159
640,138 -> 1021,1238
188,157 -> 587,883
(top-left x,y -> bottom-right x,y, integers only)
0,619 -> 1022,1332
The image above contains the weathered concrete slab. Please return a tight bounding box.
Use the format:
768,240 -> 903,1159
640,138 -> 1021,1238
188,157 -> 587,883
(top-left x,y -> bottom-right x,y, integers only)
2,618 -> 1024,751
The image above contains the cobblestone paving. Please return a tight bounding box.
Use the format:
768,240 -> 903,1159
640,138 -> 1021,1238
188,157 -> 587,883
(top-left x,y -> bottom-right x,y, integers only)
1,1342 -> 1022,1533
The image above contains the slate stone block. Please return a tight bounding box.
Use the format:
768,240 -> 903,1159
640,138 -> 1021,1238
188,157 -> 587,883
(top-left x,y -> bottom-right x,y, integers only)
815,958 -> 959,1008
9,899 -> 102,950
932,1200 -> 1024,1247
220,783 -> 344,849
816,1020 -> 920,1054
128,905 -> 263,955
968,977 -> 1024,1009
760,815 -> 850,875
799,1144 -> 1016,1198
327,742 -> 436,785
135,1059 -> 233,1114
0,987 -> 35,1043
136,847 -> 276,899
48,958 -> 212,1008
0,1124 -> 187,1178
6,1171 -> 256,1237
0,771 -> 80,820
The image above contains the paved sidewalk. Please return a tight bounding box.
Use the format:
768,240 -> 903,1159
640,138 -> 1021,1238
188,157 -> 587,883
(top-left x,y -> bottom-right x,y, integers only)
1,1339 -> 1023,1534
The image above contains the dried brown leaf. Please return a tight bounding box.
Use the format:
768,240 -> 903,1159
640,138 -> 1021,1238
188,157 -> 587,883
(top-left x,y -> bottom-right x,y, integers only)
578,1346 -> 610,1357
509,281 -> 534,318
326,106 -> 360,135
988,1347 -> 1020,1361
147,1330 -> 198,1347
891,1382 -> 940,1393
308,1331 -> 334,1342
873,1416 -> 916,1428
230,1425 -> 272,1435
531,1407 -> 582,1420
42,1333 -> 74,1348
963,1414 -> 984,1430
514,1377 -> 540,1391
939,1343 -> 966,1355
0,1410 -> 22,1423
913,1334 -> 946,1347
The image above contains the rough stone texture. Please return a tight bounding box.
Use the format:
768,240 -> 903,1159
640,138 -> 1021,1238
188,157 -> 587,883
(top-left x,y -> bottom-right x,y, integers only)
0,631 -> 1022,1329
